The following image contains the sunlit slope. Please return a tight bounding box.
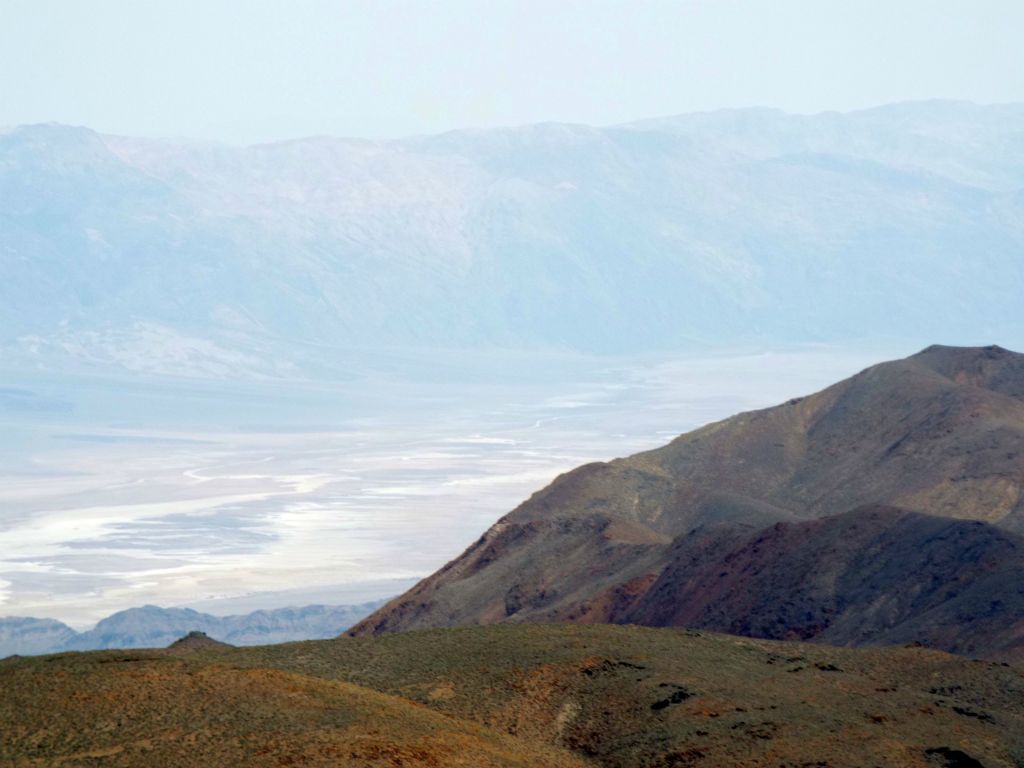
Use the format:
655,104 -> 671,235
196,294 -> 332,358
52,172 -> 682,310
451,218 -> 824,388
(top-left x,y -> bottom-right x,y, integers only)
0,645 -> 585,767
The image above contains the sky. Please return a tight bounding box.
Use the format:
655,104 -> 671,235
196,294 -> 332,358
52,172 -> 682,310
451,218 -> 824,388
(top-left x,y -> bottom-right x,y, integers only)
1,0 -> 1023,144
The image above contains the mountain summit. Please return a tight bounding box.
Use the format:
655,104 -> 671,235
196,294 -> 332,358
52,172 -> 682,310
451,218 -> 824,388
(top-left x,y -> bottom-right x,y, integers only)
350,345 -> 1024,661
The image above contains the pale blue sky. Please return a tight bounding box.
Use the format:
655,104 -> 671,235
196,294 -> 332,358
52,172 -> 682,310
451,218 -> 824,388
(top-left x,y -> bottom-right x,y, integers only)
2,0 -> 1022,144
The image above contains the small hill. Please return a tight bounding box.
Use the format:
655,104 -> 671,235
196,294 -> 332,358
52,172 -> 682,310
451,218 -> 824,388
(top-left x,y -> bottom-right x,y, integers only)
164,630 -> 233,654
2,624 -> 1022,767
350,346 -> 1024,658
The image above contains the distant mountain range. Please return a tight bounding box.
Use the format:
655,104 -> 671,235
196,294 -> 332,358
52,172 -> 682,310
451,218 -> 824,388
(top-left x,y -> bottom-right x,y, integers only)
0,600 -> 384,657
2,101 -> 1023,378
351,345 -> 1024,662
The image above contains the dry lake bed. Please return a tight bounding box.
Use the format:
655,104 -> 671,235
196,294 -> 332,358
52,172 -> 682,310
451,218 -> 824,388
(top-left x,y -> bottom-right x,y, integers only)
0,347 -> 887,627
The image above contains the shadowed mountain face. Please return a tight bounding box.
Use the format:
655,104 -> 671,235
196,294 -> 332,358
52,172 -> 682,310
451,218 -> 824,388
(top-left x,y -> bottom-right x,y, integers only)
351,345 -> 1024,660
624,506 -> 1024,659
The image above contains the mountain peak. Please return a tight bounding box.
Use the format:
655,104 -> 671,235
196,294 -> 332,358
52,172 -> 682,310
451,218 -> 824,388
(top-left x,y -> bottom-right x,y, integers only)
1,122 -> 109,156
914,342 -> 1014,359
909,344 -> 1024,398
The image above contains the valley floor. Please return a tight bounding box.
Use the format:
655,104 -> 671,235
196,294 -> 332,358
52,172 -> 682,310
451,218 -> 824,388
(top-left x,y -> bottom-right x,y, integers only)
0,348 -> 881,627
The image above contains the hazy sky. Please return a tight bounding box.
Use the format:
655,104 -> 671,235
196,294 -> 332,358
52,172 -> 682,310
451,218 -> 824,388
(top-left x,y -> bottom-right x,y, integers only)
2,0 -> 1023,144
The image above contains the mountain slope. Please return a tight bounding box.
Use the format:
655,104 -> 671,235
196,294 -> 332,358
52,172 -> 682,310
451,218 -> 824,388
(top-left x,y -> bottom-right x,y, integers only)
350,345 -> 1024,659
3,102 -> 1024,377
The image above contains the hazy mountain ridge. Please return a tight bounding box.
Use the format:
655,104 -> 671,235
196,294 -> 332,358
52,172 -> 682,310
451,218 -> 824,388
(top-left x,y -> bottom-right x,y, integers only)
2,101 -> 1023,379
0,616 -> 77,656
0,600 -> 385,657
351,345 -> 1024,661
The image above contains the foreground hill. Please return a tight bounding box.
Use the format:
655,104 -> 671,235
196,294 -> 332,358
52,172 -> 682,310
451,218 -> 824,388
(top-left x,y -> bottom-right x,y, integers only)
350,345 -> 1024,660
3,102 -> 1024,377
1,624 -> 1021,767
